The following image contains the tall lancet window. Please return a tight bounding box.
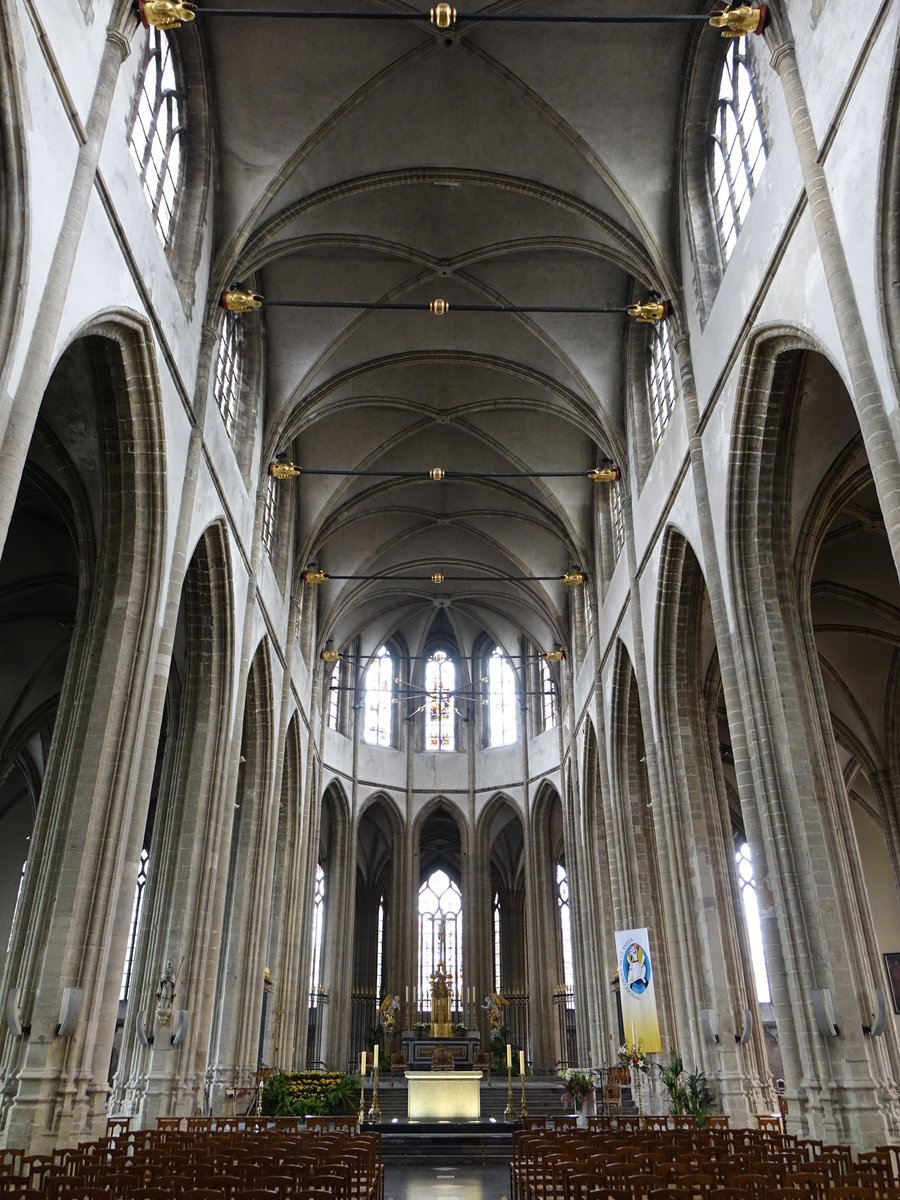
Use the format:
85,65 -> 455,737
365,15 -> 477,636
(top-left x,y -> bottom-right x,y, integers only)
541,658 -> 558,731
493,892 -> 502,994
309,862 -> 326,1004
120,847 -> 150,1002
557,862 -> 575,998
363,645 -> 393,747
488,647 -> 517,746
735,840 -> 771,1002
128,29 -> 183,246
418,869 -> 462,1014
712,38 -> 767,261
425,650 -> 455,751
648,320 -> 678,444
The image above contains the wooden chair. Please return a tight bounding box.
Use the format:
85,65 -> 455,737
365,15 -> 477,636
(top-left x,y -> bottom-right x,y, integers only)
473,1048 -> 491,1085
389,1050 -> 407,1086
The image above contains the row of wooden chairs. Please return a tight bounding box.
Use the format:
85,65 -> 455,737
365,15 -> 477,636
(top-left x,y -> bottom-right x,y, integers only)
0,1124 -> 383,1200
510,1125 -> 900,1200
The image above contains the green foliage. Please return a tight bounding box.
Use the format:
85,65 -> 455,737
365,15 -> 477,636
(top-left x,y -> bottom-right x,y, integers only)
366,1026 -> 385,1050
655,1046 -> 687,1116
455,1023 -> 468,1038
489,1026 -> 516,1074
260,1070 -> 359,1118
683,1067 -> 716,1128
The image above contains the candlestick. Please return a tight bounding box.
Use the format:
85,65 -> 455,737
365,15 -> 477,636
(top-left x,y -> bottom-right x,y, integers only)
520,1060 -> 528,1119
368,1053 -> 381,1122
504,1050 -> 515,1120
358,1051 -> 366,1125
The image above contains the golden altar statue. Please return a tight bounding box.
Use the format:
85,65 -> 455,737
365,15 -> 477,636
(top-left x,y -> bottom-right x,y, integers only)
430,960 -> 454,1037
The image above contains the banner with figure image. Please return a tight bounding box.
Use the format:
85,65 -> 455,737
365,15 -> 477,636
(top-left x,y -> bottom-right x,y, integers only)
614,927 -> 662,1053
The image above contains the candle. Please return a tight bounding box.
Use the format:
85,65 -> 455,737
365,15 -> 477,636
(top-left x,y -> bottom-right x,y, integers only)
631,1021 -> 636,1051
405,985 -> 409,1005
519,1050 -> 525,1076
506,1043 -> 512,1069
360,1051 -> 366,1076
374,1043 -> 379,1069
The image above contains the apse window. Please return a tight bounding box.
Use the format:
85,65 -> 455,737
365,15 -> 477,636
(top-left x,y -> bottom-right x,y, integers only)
493,892 -> 502,994
418,868 -> 463,1005
425,650 -> 455,751
735,840 -> 771,1003
711,38 -> 767,261
213,313 -> 243,438
648,321 -> 678,444
488,647 -> 517,747
128,28 -> 184,247
363,645 -> 393,747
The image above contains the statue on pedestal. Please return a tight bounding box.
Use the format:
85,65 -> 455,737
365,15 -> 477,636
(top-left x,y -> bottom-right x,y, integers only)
430,962 -> 453,1037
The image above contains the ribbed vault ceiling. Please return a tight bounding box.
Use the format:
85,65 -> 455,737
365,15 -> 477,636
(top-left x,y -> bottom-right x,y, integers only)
204,0 -> 699,652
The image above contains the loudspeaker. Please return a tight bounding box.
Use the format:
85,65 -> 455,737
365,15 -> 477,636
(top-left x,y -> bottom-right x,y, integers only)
700,1008 -> 720,1044
56,987 -> 83,1038
5,988 -> 22,1037
871,989 -> 887,1037
736,1007 -> 754,1044
136,1012 -> 155,1046
812,988 -> 839,1037
170,1009 -> 191,1047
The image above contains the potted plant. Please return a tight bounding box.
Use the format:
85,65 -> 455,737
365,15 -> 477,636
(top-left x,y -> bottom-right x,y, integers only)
655,1046 -> 687,1116
683,1067 -> 716,1129
560,1067 -> 596,1125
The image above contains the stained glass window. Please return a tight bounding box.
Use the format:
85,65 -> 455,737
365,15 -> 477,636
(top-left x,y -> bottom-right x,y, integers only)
375,896 -> 385,1002
425,650 -> 455,751
488,647 -> 517,746
128,29 -> 183,247
712,39 -> 767,262
363,646 -> 393,747
611,481 -> 625,558
418,869 -> 462,1011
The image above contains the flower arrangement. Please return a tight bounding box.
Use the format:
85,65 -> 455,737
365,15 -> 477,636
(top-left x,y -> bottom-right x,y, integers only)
560,1066 -> 596,1108
618,1042 -> 648,1072
260,1070 -> 358,1118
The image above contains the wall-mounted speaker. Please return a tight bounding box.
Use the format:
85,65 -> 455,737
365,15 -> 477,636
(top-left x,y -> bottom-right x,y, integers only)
870,989 -> 887,1037
736,1007 -> 754,1044
170,1009 -> 191,1047
5,988 -> 23,1037
700,1009 -> 720,1045
812,988 -> 839,1038
136,1013 -> 154,1046
56,987 -> 83,1038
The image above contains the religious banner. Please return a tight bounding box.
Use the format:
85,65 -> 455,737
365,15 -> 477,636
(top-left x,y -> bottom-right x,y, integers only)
614,927 -> 662,1053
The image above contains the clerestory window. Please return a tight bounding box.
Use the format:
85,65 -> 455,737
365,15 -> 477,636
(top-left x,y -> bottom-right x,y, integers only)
128,28 -> 184,247
425,650 -> 455,751
711,38 -> 767,262
261,472 -> 278,556
735,839 -> 771,1002
648,321 -> 678,444
611,480 -> 625,559
487,647 -> 517,747
363,645 -> 393,747
213,313 -> 243,439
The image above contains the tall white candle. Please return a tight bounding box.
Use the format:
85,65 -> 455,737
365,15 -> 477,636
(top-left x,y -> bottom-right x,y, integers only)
631,1021 -> 636,1050
374,1042 -> 379,1069
506,1042 -> 512,1069
519,1050 -> 525,1076
360,1051 -> 366,1076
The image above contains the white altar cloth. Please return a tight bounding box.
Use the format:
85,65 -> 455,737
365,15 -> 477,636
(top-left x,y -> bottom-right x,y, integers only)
405,1070 -> 483,1119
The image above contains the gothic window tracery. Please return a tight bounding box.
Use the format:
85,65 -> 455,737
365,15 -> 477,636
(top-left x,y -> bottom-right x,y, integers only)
611,480 -> 625,559
418,868 -> 462,1011
120,847 -> 150,1002
363,645 -> 393,747
540,658 -> 558,731
425,650 -> 455,751
493,891 -> 502,994
261,472 -> 278,556
213,313 -> 243,439
487,646 -> 517,747
309,862 -> 326,1003
711,38 -> 767,261
557,861 -> 575,998
735,839 -> 771,1002
648,321 -> 678,444
128,29 -> 184,247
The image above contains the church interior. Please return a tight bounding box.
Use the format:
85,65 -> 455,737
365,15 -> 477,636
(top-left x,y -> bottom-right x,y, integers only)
3,0 -> 900,1182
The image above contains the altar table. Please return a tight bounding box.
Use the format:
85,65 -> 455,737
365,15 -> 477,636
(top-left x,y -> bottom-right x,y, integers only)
405,1070 -> 483,1119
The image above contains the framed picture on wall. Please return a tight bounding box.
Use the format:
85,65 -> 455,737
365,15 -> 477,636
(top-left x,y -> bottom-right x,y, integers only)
883,953 -> 900,1014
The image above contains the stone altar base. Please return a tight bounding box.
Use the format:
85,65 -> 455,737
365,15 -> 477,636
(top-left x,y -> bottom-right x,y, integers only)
401,1031 -> 480,1068
406,1070 -> 483,1119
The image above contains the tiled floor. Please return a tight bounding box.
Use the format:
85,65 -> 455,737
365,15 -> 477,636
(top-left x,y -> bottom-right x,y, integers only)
384,1163 -> 510,1199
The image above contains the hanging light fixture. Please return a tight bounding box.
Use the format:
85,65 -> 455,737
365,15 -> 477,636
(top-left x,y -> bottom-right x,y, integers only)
222,288 -> 669,322
140,2 -> 766,37
302,568 -> 586,585
268,459 -> 619,483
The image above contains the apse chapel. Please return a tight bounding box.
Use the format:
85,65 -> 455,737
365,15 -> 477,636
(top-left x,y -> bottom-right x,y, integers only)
1,0 -> 900,1158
